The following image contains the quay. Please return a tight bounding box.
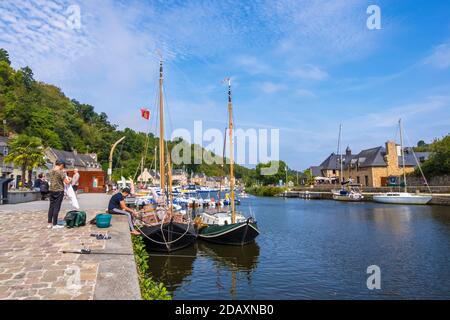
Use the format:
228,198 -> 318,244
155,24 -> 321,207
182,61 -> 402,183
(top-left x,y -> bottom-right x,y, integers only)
279,189 -> 450,205
0,194 -> 141,300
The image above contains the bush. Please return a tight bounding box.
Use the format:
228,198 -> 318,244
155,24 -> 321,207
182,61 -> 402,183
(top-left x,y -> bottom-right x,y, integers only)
132,235 -> 171,300
246,186 -> 286,197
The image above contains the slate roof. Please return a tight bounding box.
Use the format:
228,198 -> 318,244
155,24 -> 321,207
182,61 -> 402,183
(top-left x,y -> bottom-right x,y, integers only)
317,146 -> 430,171
48,148 -> 100,169
310,166 -> 323,177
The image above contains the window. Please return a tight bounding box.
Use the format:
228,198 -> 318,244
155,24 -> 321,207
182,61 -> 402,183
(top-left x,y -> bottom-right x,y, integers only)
357,176 -> 360,184
364,176 -> 369,186
332,170 -> 336,174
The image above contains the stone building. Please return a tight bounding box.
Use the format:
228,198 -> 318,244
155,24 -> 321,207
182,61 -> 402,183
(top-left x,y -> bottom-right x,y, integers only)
44,148 -> 105,192
314,141 -> 430,187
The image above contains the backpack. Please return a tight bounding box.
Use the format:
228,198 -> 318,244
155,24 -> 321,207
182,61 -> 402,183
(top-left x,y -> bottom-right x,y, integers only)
64,210 -> 87,228
40,181 -> 49,193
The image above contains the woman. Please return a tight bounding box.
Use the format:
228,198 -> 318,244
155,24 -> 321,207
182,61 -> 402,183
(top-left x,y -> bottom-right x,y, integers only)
47,160 -> 71,229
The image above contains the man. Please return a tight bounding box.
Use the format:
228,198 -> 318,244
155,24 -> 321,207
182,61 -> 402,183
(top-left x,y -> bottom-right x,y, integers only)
71,169 -> 80,193
33,174 -> 43,192
48,160 -> 71,229
108,187 -> 140,235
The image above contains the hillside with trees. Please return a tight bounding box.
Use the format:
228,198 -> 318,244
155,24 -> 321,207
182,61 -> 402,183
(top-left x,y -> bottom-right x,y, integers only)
0,48 -> 267,185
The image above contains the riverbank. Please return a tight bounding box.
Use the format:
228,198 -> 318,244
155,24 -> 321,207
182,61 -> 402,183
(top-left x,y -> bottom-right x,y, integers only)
278,190 -> 450,205
246,186 -> 287,197
0,194 -> 141,300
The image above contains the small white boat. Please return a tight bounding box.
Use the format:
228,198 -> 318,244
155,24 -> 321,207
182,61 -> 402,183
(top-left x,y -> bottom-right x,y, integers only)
372,119 -> 432,206
372,192 -> 432,205
332,188 -> 364,201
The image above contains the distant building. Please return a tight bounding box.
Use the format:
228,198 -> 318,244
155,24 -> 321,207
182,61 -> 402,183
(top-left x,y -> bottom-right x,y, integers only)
44,148 -> 105,193
172,169 -> 188,186
313,141 -> 430,187
205,176 -> 228,188
0,136 -> 22,188
191,172 -> 207,185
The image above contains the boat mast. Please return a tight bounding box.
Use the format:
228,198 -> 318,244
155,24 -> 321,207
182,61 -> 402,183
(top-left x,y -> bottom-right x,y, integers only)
159,60 -> 166,196
227,79 -> 236,223
338,124 -> 343,186
399,118 -> 407,192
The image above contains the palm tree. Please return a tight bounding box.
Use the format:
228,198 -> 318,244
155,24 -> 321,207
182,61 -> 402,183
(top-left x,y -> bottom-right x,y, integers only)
4,134 -> 46,189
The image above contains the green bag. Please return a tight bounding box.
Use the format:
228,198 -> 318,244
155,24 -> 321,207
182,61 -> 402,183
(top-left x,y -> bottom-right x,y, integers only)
64,210 -> 87,228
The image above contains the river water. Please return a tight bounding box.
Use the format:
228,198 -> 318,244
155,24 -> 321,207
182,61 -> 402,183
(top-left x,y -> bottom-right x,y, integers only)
147,196 -> 450,299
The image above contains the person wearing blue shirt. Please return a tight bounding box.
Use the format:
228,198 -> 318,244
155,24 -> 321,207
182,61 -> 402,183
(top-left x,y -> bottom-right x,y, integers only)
108,187 -> 140,235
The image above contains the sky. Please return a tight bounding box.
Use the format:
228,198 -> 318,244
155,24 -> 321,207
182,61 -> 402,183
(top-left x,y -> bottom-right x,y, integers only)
0,0 -> 449,170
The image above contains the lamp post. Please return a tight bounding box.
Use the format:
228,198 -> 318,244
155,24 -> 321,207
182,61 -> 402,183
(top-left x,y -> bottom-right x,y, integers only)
108,136 -> 126,185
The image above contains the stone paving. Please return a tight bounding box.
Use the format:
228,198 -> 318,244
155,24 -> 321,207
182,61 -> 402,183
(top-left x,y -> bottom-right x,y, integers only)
0,194 -> 119,300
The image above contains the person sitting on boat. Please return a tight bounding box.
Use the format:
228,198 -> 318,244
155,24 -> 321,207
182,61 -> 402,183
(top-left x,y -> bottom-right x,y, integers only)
108,187 -> 140,235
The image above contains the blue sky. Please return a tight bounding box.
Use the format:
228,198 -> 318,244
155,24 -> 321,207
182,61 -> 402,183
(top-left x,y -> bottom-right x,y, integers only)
1,0 -> 449,170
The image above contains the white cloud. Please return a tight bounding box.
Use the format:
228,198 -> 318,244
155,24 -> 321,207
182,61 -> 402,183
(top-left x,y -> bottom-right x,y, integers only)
260,82 -> 286,94
425,42 -> 450,69
296,89 -> 316,98
291,65 -> 329,81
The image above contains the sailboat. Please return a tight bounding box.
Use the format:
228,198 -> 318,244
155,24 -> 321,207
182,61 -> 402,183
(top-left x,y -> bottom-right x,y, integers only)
136,60 -> 197,252
195,79 -> 260,246
373,119 -> 432,205
331,124 -> 364,201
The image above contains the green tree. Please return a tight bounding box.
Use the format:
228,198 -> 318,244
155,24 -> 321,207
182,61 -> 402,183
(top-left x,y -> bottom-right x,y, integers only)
4,134 -> 46,189
420,135 -> 450,177
0,48 -> 10,65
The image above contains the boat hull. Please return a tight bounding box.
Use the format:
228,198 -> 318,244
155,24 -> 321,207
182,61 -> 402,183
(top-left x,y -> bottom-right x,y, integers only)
198,221 -> 259,246
140,222 -> 197,252
372,195 -> 432,205
332,194 -> 364,202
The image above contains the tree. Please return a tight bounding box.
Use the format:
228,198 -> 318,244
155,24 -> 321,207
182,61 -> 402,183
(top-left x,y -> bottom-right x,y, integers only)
420,135 -> 450,177
4,135 -> 46,189
19,66 -> 34,91
0,48 -> 10,65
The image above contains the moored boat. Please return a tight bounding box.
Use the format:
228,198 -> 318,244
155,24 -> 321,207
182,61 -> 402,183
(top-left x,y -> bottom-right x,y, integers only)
196,79 -> 259,245
372,119 -> 432,205
196,211 -> 259,245
372,192 -> 432,205
135,59 -> 196,252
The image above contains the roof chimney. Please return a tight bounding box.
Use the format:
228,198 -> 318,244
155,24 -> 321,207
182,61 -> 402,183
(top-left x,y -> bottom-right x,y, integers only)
345,146 -> 351,156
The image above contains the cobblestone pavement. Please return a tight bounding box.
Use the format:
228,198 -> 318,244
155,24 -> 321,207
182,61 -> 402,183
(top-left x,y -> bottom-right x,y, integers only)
0,195 -> 111,300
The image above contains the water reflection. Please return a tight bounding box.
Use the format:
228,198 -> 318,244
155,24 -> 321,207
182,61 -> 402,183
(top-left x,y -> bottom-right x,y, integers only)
147,245 -> 198,292
147,241 -> 260,295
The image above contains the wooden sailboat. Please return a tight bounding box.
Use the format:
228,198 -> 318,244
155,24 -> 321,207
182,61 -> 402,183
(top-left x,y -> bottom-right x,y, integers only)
373,119 -> 432,205
195,79 -> 259,245
331,124 -> 364,201
136,60 -> 197,252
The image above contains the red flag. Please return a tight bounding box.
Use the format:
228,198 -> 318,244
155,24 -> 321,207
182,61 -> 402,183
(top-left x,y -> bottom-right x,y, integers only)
140,108 -> 150,120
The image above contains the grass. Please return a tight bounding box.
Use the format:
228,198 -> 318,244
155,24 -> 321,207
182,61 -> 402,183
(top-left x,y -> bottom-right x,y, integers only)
246,185 -> 287,197
131,235 -> 172,300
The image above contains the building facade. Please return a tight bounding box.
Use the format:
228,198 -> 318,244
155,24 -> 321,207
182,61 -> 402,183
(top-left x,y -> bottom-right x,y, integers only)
313,141 -> 430,188
45,148 -> 105,193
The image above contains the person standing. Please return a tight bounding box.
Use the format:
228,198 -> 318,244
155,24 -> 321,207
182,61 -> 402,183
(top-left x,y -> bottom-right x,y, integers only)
48,160 -> 71,229
40,176 -> 49,200
71,168 -> 80,193
33,174 -> 43,192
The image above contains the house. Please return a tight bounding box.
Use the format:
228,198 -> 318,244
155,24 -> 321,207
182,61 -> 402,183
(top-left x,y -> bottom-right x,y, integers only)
172,169 -> 188,186
148,169 -> 160,186
0,136 -> 23,188
191,172 -> 207,185
205,176 -> 228,188
313,141 -> 430,187
44,148 -> 105,193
